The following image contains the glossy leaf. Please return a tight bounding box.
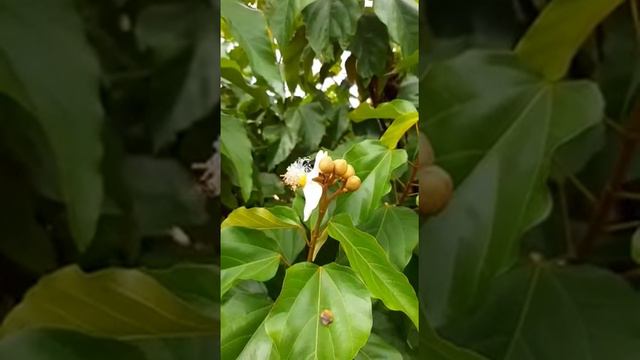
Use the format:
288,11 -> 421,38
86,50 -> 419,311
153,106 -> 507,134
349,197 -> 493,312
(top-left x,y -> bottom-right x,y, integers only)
447,264 -> 640,360
221,206 -> 301,231
220,227 -> 284,296
515,0 -> 624,80
302,0 -> 362,61
349,99 -> 416,122
373,0 -> 419,58
220,114 -> 253,201
380,112 -> 419,149
335,140 -> 407,225
0,0 -> 104,251
423,50 -> 603,326
328,214 -> 418,328
0,266 -> 216,338
221,291 -> 272,359
236,321 -> 277,360
359,205 -> 418,270
221,0 -> 284,96
349,14 -> 390,80
265,262 -> 372,360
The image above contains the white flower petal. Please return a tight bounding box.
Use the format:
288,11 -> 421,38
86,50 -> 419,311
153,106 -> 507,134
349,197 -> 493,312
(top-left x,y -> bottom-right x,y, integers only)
303,181 -> 322,221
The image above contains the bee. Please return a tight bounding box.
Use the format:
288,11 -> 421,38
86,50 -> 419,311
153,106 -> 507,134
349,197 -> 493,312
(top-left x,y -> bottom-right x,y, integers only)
320,309 -> 334,326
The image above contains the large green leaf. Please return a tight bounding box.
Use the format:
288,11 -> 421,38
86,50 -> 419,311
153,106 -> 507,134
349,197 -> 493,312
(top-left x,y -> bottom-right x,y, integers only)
291,102 -> 327,151
221,227 -> 286,296
349,13 -> 390,80
221,114 -> 253,201
423,51 -> 603,326
359,205 -> 418,271
421,309 -> 487,360
373,0 -> 419,58
236,321 -> 277,360
222,291 -> 272,360
335,140 -> 407,225
265,0 -> 316,48
355,333 -> 403,360
0,265 -> 216,338
221,0 -> 284,96
328,215 -> 418,328
302,0 -> 362,62
0,0 -> 104,251
265,262 -> 372,360
220,58 -> 269,106
124,156 -> 208,236
221,206 -> 301,231
446,264 -> 640,360
515,0 -> 625,80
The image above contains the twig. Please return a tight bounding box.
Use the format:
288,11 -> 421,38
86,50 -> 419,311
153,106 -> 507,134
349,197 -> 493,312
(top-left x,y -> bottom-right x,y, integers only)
398,155 -> 419,204
578,100 -> 640,258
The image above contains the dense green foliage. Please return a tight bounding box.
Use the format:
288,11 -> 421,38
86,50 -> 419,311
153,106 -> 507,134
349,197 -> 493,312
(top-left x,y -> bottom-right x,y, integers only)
0,0 -> 218,358
423,0 -> 640,358
220,0 -> 419,359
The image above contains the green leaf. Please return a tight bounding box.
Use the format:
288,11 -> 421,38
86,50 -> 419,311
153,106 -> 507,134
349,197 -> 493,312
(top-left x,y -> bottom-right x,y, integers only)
359,205 -> 418,271
423,51 -> 603,326
267,107 -> 300,169
222,0 -> 284,96
124,156 -> 208,236
293,102 -> 327,151
220,227 -> 284,296
349,14 -> 390,80
421,308 -> 488,360
236,321 -> 277,360
221,114 -> 253,201
380,112 -> 418,149
222,291 -> 272,359
281,27 -> 308,92
0,0 -> 104,251
220,58 -> 269,106
0,265 -> 216,338
221,206 -> 301,230
265,262 -> 372,360
515,0 -> 625,80
335,140 -> 407,225
355,333 -> 403,360
448,264 -> 640,360
373,0 -> 419,58
265,0 -> 316,48
328,214 -> 418,328
302,0 -> 362,62
349,99 -> 416,122
144,264 -> 219,319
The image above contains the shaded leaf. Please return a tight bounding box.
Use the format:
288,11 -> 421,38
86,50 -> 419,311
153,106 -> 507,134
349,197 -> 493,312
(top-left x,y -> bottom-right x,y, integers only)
373,0 -> 419,58
349,14 -> 390,80
0,0 -> 104,251
355,333 -> 403,360
222,291 -> 272,359
302,0 -> 362,62
423,51 -> 603,326
221,114 -> 253,201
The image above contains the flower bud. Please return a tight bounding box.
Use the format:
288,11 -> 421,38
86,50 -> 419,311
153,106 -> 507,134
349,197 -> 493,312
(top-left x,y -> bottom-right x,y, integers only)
345,175 -> 361,191
342,164 -> 355,179
319,156 -> 334,174
333,159 -> 348,177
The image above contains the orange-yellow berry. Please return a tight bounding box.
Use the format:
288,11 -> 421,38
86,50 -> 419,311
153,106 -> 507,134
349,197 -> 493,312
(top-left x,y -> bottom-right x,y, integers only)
333,159 -> 348,177
345,176 -> 361,191
343,164 -> 355,179
319,156 -> 334,174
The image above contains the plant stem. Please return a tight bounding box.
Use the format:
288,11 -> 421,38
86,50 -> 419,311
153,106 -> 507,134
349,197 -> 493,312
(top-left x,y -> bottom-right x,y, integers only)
398,155 -> 419,204
578,100 -> 640,258
307,187 -> 328,262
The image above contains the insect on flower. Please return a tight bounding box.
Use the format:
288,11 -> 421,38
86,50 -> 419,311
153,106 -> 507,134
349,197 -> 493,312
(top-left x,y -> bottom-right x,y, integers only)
281,150 -> 328,221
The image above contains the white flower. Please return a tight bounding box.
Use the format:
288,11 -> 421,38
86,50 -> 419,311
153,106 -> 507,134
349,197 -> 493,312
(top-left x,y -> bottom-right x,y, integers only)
282,150 -> 327,221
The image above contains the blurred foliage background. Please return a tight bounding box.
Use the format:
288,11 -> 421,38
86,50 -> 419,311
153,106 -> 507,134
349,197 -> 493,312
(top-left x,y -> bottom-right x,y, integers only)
423,0 -> 640,359
0,0 -> 219,358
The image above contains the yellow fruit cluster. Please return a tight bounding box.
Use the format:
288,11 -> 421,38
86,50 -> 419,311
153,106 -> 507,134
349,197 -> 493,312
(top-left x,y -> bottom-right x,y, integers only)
319,156 -> 361,192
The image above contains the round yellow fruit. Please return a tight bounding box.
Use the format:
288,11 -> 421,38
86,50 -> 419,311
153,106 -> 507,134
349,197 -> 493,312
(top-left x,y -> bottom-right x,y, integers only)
319,156 -> 334,174
345,175 -> 361,191
419,165 -> 452,216
333,159 -> 348,177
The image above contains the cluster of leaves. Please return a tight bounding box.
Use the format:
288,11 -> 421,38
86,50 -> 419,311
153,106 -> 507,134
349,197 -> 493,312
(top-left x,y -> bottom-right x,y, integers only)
423,0 -> 640,358
0,0 -> 218,358
220,0 -> 420,359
